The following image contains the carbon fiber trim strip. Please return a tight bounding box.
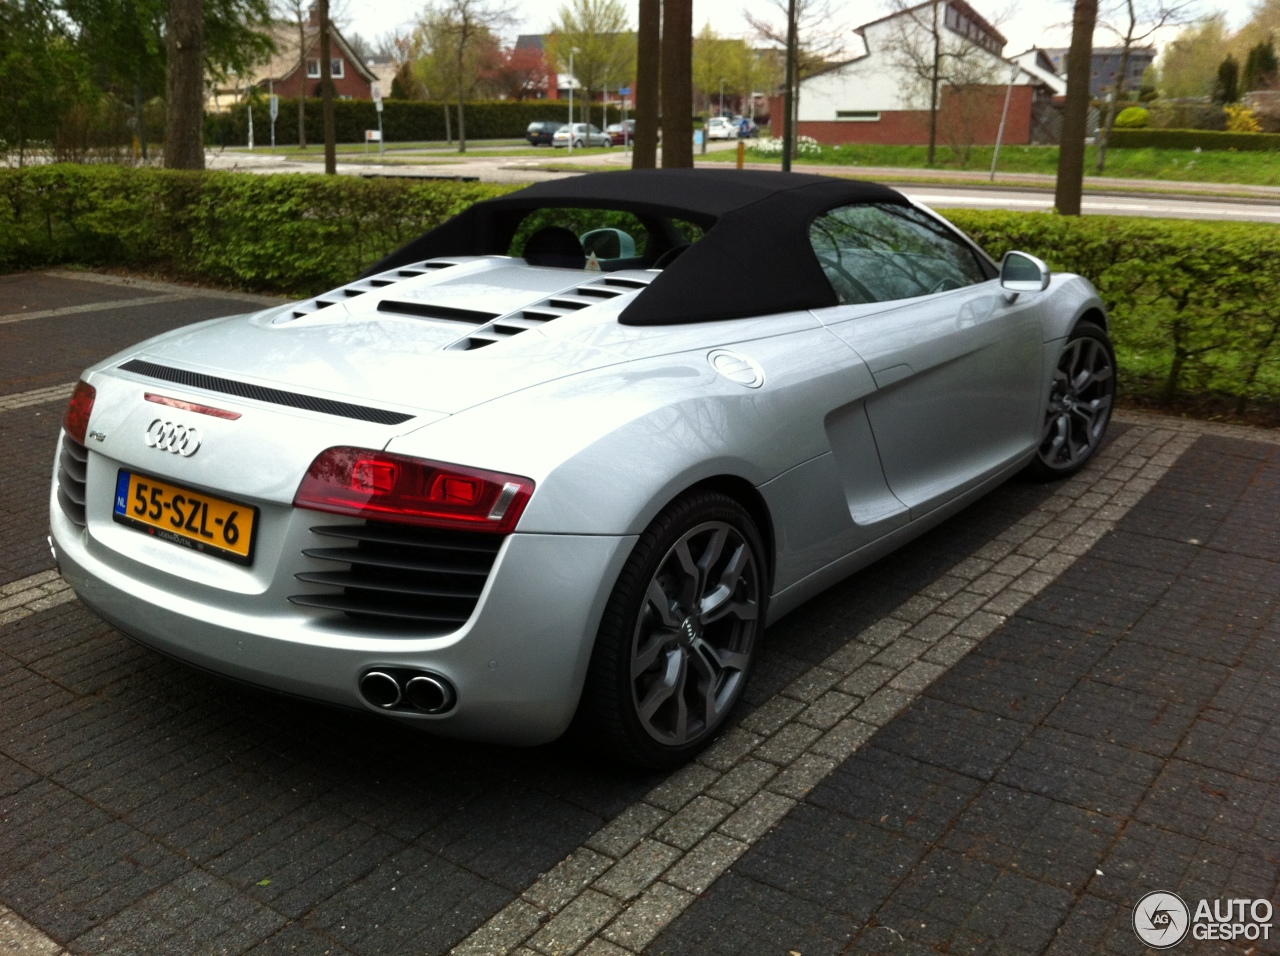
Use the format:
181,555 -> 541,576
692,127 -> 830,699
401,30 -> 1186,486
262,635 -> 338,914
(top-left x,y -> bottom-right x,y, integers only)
117,359 -> 414,426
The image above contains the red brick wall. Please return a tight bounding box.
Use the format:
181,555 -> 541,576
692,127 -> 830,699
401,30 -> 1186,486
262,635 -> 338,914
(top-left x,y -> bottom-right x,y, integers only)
273,58 -> 371,99
785,85 -> 1036,146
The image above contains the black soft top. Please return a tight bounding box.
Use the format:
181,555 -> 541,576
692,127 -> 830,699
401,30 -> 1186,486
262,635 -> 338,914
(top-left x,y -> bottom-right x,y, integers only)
364,169 -> 911,326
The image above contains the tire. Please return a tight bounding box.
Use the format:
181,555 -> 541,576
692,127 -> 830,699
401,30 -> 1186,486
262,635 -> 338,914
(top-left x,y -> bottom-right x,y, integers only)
1023,321 -> 1116,481
578,491 -> 768,768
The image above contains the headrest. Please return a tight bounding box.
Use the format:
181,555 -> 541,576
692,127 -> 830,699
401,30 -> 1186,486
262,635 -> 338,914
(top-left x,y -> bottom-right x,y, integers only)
523,226 -> 586,270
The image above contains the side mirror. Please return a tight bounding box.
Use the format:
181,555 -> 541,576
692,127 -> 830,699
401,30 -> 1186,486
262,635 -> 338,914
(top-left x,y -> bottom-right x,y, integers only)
1000,251 -> 1050,299
580,228 -> 637,262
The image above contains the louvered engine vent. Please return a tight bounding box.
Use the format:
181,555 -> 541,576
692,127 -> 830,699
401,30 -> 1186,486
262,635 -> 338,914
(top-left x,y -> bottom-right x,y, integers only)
282,259 -> 460,322
57,436 -> 89,528
288,521 -> 503,633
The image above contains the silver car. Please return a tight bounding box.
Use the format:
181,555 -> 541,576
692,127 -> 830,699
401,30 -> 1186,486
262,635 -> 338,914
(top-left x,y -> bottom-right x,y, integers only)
50,170 -> 1115,767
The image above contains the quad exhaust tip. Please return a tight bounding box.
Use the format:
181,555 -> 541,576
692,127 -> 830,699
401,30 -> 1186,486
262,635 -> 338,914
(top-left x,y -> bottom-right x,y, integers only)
359,669 -> 456,714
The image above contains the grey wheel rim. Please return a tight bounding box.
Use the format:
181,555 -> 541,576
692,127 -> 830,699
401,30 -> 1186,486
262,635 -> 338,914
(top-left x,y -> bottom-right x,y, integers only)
1039,335 -> 1114,471
631,520 -> 760,747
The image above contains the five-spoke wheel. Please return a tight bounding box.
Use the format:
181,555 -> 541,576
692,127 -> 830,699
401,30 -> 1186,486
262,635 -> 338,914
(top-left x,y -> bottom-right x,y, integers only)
580,492 -> 766,767
1027,322 -> 1115,480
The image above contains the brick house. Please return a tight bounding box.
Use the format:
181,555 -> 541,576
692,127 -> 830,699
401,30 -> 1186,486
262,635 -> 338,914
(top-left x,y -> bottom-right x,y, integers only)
208,8 -> 376,110
783,0 -> 1060,146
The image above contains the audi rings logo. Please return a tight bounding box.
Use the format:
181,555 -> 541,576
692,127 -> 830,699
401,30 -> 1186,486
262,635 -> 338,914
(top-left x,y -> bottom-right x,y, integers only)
144,418 -> 201,457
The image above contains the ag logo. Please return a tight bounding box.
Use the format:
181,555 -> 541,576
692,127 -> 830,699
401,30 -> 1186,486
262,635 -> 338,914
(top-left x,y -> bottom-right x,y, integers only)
144,418 -> 201,457
1134,891 -> 1190,949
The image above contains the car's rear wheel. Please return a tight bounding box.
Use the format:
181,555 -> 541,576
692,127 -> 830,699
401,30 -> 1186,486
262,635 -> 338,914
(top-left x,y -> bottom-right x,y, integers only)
580,491 -> 766,767
1024,321 -> 1115,481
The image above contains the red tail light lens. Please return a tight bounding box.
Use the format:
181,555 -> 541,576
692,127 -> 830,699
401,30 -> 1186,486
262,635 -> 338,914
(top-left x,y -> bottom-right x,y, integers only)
294,447 -> 535,534
63,381 -> 96,445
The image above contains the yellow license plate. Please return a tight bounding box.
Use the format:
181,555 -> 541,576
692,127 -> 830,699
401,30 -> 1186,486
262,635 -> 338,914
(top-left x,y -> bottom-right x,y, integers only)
113,470 -> 258,565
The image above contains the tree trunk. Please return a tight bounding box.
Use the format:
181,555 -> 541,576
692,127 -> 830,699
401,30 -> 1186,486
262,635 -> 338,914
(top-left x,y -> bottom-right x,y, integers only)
1054,0 -> 1098,215
633,0 -> 660,169
318,0 -> 336,173
660,0 -> 693,167
1096,42 -> 1132,173
134,79 -> 149,160
781,0 -> 796,170
927,0 -> 940,166
444,102 -> 452,144
164,0 -> 205,169
456,44 -> 467,152
297,13 -> 307,149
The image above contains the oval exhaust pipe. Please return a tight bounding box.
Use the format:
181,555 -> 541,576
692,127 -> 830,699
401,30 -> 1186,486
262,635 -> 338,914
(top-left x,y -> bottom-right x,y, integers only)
405,674 -> 456,714
359,671 -> 402,709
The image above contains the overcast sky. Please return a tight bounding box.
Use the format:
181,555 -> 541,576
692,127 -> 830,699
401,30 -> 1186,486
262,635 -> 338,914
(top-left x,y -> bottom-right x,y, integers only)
343,0 -> 1256,65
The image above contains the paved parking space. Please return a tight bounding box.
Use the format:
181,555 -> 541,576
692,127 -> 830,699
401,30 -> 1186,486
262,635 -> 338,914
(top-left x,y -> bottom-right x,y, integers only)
0,271 -> 1277,956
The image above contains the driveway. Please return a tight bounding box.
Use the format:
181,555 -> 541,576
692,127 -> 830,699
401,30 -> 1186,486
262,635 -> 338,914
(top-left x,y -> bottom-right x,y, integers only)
1,270 -> 1277,956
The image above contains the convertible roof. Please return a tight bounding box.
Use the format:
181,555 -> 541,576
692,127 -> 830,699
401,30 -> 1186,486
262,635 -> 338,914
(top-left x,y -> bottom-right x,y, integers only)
363,170 -> 911,325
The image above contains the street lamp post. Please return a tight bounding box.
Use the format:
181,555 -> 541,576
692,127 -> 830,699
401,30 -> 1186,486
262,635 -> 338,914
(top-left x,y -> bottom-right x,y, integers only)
719,78 -> 725,118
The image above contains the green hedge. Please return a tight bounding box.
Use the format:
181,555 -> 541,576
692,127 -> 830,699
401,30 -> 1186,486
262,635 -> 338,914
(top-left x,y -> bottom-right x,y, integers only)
205,98 -> 627,146
3,165 -> 1279,409
948,209 -> 1280,408
1107,127 -> 1280,151
0,165 -> 513,293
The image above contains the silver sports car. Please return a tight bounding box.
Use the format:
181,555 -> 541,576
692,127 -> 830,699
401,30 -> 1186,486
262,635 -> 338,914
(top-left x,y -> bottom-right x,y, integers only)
50,170 -> 1115,766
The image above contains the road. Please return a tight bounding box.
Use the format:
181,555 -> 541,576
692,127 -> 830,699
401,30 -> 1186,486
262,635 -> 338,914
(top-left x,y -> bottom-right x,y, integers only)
209,144 -> 1280,223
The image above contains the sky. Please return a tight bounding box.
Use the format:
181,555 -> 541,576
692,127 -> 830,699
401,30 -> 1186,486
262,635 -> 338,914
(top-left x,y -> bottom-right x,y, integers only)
344,0 -> 1260,64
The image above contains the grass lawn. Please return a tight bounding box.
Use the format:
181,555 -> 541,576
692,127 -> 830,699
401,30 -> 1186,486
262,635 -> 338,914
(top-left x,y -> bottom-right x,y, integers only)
236,143 -> 619,161
226,139 -> 528,156
709,143 -> 1280,186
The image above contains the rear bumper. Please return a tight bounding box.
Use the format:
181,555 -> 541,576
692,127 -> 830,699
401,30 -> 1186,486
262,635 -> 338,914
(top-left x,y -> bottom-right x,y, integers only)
51,486 -> 637,746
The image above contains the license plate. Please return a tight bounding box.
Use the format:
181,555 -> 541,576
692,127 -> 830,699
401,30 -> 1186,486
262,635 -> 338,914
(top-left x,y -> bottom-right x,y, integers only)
113,470 -> 258,565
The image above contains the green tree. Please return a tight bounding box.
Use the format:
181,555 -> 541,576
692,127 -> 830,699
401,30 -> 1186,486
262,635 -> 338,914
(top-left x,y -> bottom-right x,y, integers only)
0,0 -> 93,165
547,0 -> 634,130
1242,37 -> 1278,90
412,0 -> 507,151
1214,54 -> 1240,101
691,25 -> 758,116
1159,15 -> 1229,97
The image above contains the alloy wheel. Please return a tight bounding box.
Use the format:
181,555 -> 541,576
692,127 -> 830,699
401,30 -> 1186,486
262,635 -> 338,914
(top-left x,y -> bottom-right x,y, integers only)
1038,332 -> 1114,472
630,520 -> 760,746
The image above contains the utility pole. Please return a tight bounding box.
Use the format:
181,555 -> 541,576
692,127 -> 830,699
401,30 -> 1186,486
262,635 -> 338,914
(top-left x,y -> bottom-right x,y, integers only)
318,0 -> 336,174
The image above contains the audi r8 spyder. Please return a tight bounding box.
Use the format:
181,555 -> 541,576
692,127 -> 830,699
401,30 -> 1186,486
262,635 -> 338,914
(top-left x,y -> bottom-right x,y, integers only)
50,170 -> 1115,767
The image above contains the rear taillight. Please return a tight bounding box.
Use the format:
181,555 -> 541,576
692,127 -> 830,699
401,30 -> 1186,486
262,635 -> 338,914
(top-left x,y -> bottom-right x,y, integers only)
294,447 -> 534,534
63,381 -> 96,445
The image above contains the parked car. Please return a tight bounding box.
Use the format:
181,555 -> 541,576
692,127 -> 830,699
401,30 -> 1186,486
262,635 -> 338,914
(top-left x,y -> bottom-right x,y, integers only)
552,123 -> 611,148
51,170 -> 1115,767
707,116 -> 737,140
526,121 -> 563,146
606,120 -> 636,146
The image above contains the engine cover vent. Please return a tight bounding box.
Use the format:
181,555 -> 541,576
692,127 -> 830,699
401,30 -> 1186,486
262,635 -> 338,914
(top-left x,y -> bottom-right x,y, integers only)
280,259 -> 461,322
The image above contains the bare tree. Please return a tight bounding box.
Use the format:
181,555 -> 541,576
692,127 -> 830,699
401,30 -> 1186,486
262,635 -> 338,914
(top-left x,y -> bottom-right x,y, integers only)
878,0 -> 1006,166
165,0 -> 205,168
745,0 -> 847,156
1095,0 -> 1198,171
1055,0 -> 1099,215
632,0 -> 659,168
416,0 -> 511,152
549,0 -> 634,130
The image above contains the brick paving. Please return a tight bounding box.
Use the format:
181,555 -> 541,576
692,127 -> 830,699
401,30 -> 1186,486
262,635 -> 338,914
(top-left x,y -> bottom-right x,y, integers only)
0,271 -> 1277,956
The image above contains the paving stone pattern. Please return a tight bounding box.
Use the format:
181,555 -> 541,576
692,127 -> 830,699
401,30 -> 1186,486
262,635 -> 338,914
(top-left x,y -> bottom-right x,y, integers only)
647,434 -> 1280,956
0,275 -> 148,318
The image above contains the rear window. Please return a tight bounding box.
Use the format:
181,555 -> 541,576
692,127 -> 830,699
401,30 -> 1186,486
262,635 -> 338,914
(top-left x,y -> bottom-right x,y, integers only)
507,207 -> 707,269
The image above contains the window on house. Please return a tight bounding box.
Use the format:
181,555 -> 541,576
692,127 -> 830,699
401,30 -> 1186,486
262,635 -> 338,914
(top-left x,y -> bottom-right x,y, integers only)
836,110 -> 881,121
331,58 -> 344,78
307,59 -> 320,78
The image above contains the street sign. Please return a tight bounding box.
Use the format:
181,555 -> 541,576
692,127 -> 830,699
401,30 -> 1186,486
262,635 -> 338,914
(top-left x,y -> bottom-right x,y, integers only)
372,84 -> 383,112
269,95 -> 279,121
619,87 -> 631,95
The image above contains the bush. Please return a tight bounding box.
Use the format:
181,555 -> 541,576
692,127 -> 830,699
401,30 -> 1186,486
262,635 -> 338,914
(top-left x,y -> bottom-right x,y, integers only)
0,164 -> 513,293
205,98 -> 626,147
1107,127 -> 1280,150
947,209 -> 1280,409
3,165 -> 1279,410
1113,106 -> 1150,129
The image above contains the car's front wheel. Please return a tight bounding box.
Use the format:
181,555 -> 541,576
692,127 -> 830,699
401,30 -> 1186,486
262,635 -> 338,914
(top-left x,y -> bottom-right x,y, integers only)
579,491 -> 766,767
1025,321 -> 1115,480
